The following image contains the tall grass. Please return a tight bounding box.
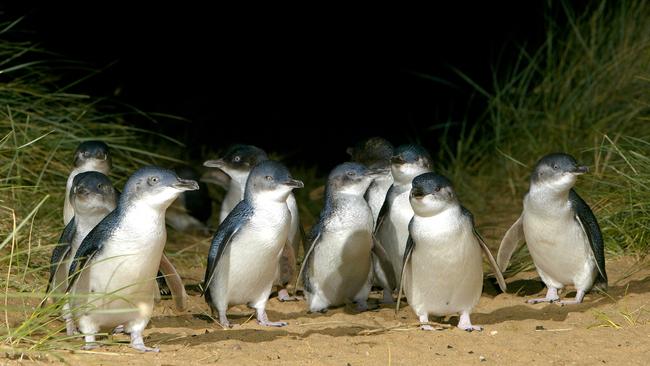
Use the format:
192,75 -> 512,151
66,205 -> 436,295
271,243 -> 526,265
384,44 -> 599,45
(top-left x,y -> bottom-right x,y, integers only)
439,1 -> 650,260
0,22 -> 188,354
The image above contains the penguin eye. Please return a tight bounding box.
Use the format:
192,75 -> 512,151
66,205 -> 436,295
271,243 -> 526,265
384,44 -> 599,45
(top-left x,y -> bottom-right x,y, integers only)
233,156 -> 241,163
346,171 -> 356,176
148,176 -> 160,185
83,151 -> 90,157
434,186 -> 441,192
553,164 -> 559,170
265,175 -> 273,181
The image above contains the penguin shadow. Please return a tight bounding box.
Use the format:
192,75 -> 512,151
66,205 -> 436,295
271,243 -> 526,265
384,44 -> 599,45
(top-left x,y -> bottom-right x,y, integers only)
470,276 -> 634,325
147,328 -> 290,346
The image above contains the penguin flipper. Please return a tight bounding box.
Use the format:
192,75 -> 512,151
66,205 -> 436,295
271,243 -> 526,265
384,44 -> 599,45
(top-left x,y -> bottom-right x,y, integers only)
395,225 -> 415,315
570,189 -> 607,290
371,235 -> 397,291
66,211 -> 118,293
374,185 -> 394,234
461,206 -> 507,292
159,253 -> 188,312
295,226 -> 321,294
496,214 -> 524,272
203,201 -> 253,304
47,218 -> 76,293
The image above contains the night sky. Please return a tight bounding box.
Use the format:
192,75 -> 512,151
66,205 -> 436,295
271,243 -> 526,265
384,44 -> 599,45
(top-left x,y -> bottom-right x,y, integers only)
2,2 -> 577,170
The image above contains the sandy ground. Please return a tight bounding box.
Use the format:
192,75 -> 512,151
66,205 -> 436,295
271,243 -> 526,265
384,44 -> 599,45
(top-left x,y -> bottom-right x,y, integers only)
3,245 -> 650,365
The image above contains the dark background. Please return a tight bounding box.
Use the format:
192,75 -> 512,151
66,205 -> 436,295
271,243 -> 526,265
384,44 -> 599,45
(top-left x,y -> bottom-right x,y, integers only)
2,2 -> 583,170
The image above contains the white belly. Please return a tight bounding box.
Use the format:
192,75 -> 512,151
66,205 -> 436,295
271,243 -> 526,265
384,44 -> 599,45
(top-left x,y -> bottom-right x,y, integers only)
211,206 -> 290,309
308,229 -> 373,305
377,187 -> 412,283
523,202 -> 596,290
70,209 -> 166,328
404,213 -> 483,317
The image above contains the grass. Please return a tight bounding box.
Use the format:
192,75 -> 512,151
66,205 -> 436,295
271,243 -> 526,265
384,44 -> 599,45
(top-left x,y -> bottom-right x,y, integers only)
435,0 -> 650,263
0,20 -> 190,355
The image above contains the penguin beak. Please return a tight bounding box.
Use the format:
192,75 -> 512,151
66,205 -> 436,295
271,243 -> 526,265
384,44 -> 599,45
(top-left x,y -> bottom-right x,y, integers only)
75,185 -> 90,196
283,178 -> 304,189
390,155 -> 407,165
573,165 -> 589,175
365,168 -> 388,178
203,159 -> 225,169
410,187 -> 426,200
173,178 -> 199,191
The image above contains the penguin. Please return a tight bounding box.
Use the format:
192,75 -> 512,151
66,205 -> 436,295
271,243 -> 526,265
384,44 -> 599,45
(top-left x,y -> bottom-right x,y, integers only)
66,166 -> 198,351
204,144 -> 303,301
204,145 -> 269,224
346,137 -> 394,228
496,153 -> 607,304
298,162 -> 395,313
397,173 -> 506,331
375,144 -> 433,285
203,161 -> 303,327
48,172 -> 117,335
59,141 -> 188,311
63,141 -> 111,225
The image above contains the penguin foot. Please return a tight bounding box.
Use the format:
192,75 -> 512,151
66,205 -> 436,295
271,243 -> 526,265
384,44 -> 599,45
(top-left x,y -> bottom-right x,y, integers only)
257,320 -> 288,327
131,344 -> 160,353
526,297 -> 558,304
82,343 -> 99,351
256,308 -> 287,327
527,287 -> 560,304
130,332 -> 159,352
355,301 -> 369,312
558,290 -> 585,305
381,289 -> 395,304
457,311 -> 482,332
277,289 -> 300,302
458,324 -> 483,332
307,308 -> 328,314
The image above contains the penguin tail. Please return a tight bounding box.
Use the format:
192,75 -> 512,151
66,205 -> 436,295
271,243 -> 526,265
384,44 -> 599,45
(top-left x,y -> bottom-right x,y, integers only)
592,276 -> 608,293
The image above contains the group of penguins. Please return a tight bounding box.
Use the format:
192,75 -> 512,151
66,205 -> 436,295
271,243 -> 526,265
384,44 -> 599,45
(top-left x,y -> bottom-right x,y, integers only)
44,137 -> 607,352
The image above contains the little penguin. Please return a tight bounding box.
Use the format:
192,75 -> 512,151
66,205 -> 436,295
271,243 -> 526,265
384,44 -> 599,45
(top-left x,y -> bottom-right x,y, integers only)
397,173 -> 506,331
63,141 -> 111,225
496,153 -> 607,304
203,161 -> 303,327
66,166 -> 199,351
375,144 -> 433,285
347,137 -> 394,228
48,171 -> 117,335
297,162 -> 395,313
204,144 -> 303,301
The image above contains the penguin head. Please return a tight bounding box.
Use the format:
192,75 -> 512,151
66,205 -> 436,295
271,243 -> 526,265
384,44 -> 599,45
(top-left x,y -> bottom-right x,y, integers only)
531,153 -> 588,191
390,144 -> 433,184
121,166 -> 199,209
203,144 -> 268,183
346,137 -> 394,169
71,171 -> 118,215
327,162 -> 386,196
73,140 -> 111,172
409,173 -> 457,216
245,160 -> 303,202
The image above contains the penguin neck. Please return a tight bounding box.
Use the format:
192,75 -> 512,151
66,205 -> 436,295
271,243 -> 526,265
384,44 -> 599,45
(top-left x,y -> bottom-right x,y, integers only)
393,166 -> 431,187
229,170 -> 251,200
527,183 -> 571,211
